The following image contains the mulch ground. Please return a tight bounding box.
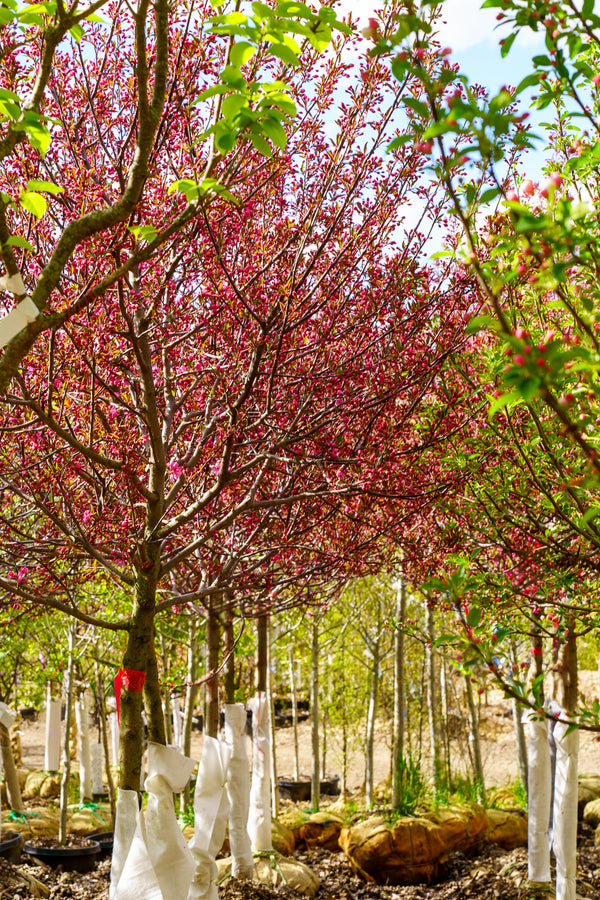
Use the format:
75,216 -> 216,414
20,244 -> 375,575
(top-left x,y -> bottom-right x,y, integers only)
3,823 -> 600,900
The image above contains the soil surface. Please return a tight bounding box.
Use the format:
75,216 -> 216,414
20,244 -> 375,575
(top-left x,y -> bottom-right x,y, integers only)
5,830 -> 600,900
6,672 -> 600,898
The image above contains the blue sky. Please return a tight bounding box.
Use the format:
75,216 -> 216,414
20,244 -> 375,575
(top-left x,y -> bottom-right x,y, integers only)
339,0 -> 550,178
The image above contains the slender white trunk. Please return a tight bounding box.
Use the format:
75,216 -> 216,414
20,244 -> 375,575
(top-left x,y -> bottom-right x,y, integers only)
59,624 -> 76,844
45,682 -> 62,772
311,618 -> 320,811
76,692 -> 92,801
268,620 -> 279,818
464,675 -> 486,804
425,601 -> 441,795
365,640 -> 380,809
181,618 -> 198,811
160,632 -> 174,746
289,645 -> 299,780
552,624 -> 578,900
392,578 -> 405,809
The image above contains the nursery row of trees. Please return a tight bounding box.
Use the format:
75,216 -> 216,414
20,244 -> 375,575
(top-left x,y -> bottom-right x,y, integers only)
3,0 -> 600,894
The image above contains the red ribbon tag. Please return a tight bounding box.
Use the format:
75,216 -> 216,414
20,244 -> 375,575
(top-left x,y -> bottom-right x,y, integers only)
114,668 -> 146,721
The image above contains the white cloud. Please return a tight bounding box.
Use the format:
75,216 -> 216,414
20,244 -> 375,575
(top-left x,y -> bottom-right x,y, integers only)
432,0 -> 500,51
335,0 -> 542,53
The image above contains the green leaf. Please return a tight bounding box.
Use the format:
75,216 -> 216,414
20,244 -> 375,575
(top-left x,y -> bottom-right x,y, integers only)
0,99 -> 21,120
19,191 -> 47,219
578,507 -> 600,528
230,41 -> 256,68
69,23 -> 84,42
260,115 -> 287,149
387,134 -> 412,151
220,66 -> 246,88
480,187 -> 500,204
466,315 -> 500,335
200,178 -> 238,205
128,224 -> 158,243
251,1 -> 272,18
516,376 -> 541,402
6,235 -> 34,252
488,391 -> 522,420
12,115 -> 51,157
500,32 -> 517,57
222,92 -> 249,123
249,131 -> 272,157
25,179 -> 63,195
215,128 -> 237,153
467,606 -> 482,628
195,84 -> 232,102
403,97 -> 429,118
514,72 -> 542,96
267,41 -> 299,66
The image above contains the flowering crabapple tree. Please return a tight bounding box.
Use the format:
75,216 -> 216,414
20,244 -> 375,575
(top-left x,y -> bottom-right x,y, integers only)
0,12 -> 468,792
364,0 -> 600,709
0,0 -> 348,384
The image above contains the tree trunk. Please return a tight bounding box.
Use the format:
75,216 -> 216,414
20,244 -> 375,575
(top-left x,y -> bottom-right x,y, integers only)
440,654 -> 451,789
76,691 -> 92,802
425,600 -> 441,796
289,644 -> 300,780
365,638 -> 380,809
59,624 -> 76,844
119,574 -> 158,792
268,619 -> 279,817
181,617 -> 198,811
464,674 -> 486,804
0,722 -> 24,814
392,577 -> 406,809
206,596 -> 221,738
509,640 -> 528,794
321,654 -> 329,779
311,617 -> 320,811
256,607 -> 268,694
160,631 -> 173,746
95,655 -> 116,825
143,623 -> 166,746
224,600 -> 235,705
553,621 -> 578,900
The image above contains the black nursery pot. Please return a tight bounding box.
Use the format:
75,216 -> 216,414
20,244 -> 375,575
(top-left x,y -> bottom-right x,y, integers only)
278,773 -> 340,801
88,831 -> 113,857
0,831 -> 25,863
24,838 -> 101,872
278,776 -> 312,802
320,773 -> 341,796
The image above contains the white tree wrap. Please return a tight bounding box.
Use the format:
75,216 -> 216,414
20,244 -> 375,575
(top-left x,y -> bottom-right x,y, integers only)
187,735 -> 231,900
110,743 -> 196,900
225,704 -> 254,878
247,692 -> 272,852
526,712 -> 552,883
553,718 -> 579,900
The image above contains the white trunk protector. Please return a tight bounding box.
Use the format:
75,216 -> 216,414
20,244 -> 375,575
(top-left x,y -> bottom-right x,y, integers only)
172,697 -> 183,750
76,695 -> 92,801
553,718 -> 579,900
45,692 -> 62,772
247,692 -> 272,852
224,704 -> 254,878
110,712 -> 120,766
187,735 -> 231,900
110,743 -> 196,900
91,742 -> 104,795
526,712 -> 552,883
